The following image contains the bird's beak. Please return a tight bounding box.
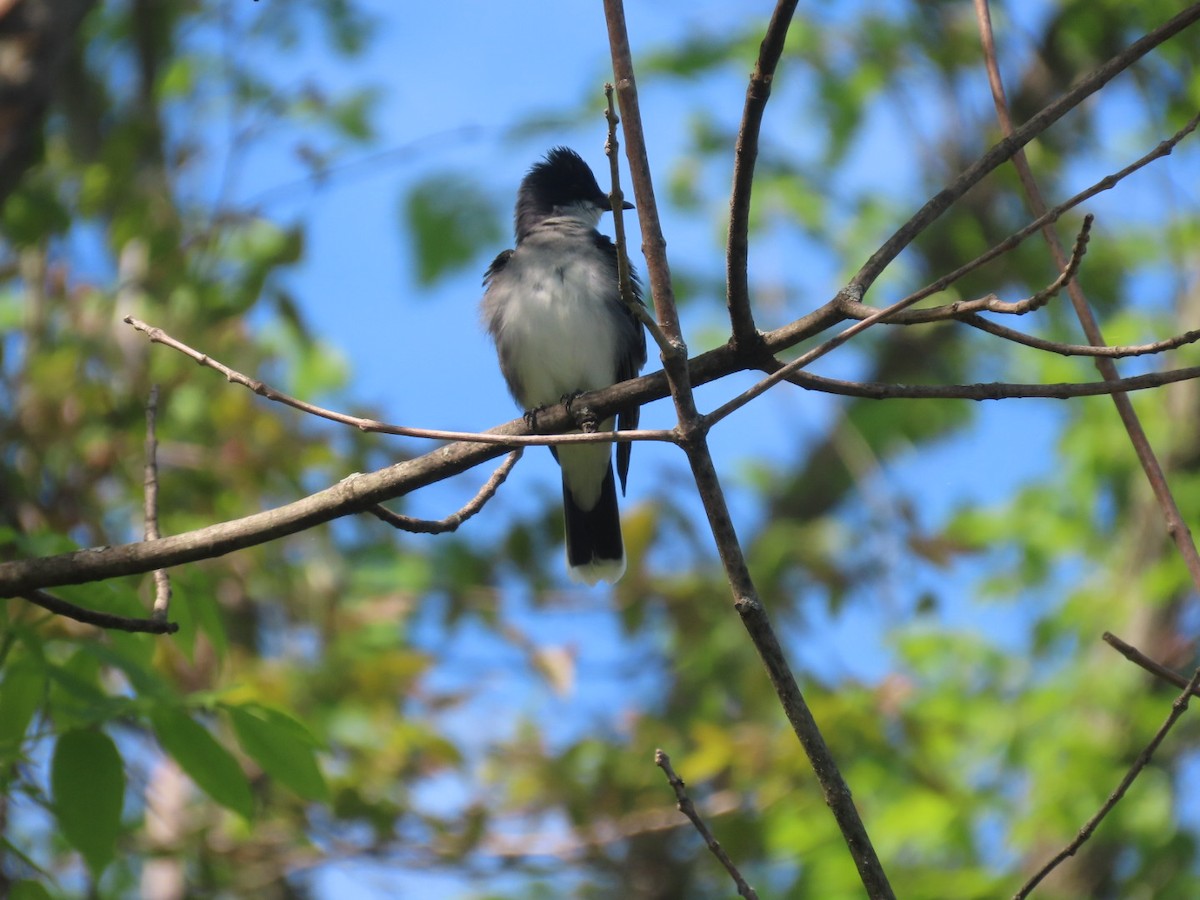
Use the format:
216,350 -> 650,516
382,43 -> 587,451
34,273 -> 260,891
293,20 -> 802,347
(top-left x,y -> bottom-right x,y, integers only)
602,195 -> 635,212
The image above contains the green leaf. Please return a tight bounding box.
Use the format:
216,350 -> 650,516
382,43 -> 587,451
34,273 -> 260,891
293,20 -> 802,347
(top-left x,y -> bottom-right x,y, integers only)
9,880 -> 53,900
226,703 -> 329,802
402,174 -> 502,285
51,729 -> 124,877
151,706 -> 254,820
0,657 -> 44,760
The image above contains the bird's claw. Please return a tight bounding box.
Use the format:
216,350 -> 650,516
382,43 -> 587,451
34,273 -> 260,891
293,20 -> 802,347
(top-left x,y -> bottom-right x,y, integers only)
563,391 -> 598,433
523,405 -> 548,430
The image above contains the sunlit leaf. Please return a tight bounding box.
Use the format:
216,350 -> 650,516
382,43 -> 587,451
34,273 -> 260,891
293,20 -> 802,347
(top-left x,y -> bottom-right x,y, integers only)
226,703 -> 329,802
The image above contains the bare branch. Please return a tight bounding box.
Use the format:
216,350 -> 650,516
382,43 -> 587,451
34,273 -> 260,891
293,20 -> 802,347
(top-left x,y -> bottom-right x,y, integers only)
21,588 -> 178,634
841,216 -> 1093,325
972,0 -> 1200,596
122,315 -> 674,449
1103,632 -> 1200,696
955,316 -> 1200,360
143,384 -> 173,621
369,450 -> 520,534
726,0 -> 798,349
604,82 -> 672,357
655,750 -> 759,900
602,1 -> 684,356
781,365 -> 1200,402
1013,666 -> 1200,899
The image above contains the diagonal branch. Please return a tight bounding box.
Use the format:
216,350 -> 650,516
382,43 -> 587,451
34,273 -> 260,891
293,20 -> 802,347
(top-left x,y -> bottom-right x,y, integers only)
123,316 -> 675,449
837,111 -> 1199,328
841,215 -> 1092,325
1102,632 -> 1200,696
655,750 -> 759,900
973,0 -> 1200,594
1013,666 -> 1200,898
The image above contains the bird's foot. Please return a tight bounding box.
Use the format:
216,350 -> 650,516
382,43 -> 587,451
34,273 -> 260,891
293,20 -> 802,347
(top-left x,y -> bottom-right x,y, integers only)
523,404 -> 549,430
562,391 -> 598,433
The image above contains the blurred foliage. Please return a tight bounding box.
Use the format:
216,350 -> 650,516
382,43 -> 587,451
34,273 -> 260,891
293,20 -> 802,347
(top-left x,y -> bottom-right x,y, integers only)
403,174 -> 504,286
1,1 -> 1200,899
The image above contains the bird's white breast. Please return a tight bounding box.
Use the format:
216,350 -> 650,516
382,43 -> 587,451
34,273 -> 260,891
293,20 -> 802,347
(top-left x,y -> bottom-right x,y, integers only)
491,231 -> 621,409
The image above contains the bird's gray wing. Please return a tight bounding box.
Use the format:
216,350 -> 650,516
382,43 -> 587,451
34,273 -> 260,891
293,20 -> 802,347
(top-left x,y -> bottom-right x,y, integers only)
482,249 -> 525,402
593,234 -> 648,494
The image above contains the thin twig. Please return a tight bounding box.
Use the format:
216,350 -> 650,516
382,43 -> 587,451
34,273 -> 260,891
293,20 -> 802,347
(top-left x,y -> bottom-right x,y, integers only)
726,0 -> 799,349
779,365 -> 1200,402
369,450 -> 520,534
604,83 -> 672,357
21,588 -> 179,634
955,316 -> 1200,360
1102,632 -> 1200,696
843,217 -> 1093,325
707,214 -> 1094,426
655,750 -> 759,900
122,316 -> 673,448
143,384 -> 173,621
1013,666 -> 1200,898
602,7 -> 684,356
973,0 -> 1200,597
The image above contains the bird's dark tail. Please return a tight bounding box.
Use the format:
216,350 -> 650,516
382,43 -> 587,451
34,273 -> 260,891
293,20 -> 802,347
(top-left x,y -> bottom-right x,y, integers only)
562,464 -> 625,585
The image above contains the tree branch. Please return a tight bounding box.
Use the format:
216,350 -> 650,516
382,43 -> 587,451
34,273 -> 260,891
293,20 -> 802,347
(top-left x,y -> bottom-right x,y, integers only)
368,450 -> 520,534
954,315 -> 1200,360
655,750 -> 759,900
143,384 -> 173,621
604,82 -> 672,357
838,110 -> 1199,326
841,215 -> 1092,325
973,0 -> 1200,597
20,588 -> 178,634
1012,666 -> 1200,899
1102,632 -> 1200,696
123,315 -> 675,449
781,366 -> 1200,402
726,0 -> 798,350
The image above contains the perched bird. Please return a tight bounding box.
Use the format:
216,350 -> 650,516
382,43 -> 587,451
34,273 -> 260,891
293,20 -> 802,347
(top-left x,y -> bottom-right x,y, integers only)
482,147 -> 647,584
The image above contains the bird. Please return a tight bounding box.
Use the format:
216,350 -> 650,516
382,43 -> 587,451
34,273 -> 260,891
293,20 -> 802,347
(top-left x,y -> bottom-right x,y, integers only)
482,147 -> 647,585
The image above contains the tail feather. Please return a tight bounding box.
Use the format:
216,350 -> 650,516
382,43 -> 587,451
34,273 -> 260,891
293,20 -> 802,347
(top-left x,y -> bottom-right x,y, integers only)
563,464 -> 625,585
